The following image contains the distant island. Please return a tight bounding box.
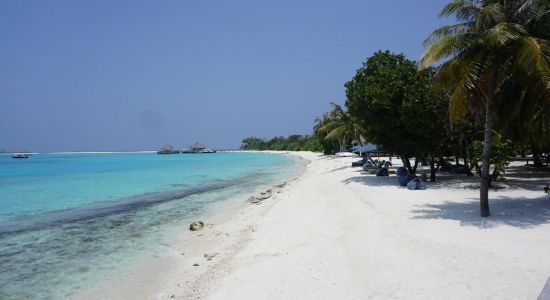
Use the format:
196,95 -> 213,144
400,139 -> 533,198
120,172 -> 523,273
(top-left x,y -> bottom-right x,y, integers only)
240,135 -> 323,152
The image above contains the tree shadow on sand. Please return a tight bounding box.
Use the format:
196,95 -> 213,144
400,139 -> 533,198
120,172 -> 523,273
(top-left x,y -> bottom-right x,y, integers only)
327,165 -> 352,173
500,165 -> 550,192
343,165 -> 550,191
412,196 -> 550,229
343,175 -> 401,187
342,173 -> 481,190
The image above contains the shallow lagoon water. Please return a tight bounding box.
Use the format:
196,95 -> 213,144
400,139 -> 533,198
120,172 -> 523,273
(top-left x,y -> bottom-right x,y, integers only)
0,152 -> 302,299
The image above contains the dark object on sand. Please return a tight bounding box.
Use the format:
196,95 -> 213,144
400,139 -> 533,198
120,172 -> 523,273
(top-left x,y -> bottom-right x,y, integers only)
420,173 -> 428,182
396,167 -> 409,177
189,221 -> 204,231
362,160 -> 375,171
376,168 -> 389,176
399,175 -> 413,186
397,167 -> 413,186
352,156 -> 371,167
440,163 -> 468,174
538,276 -> 550,300
407,178 -> 427,190
374,160 -> 391,176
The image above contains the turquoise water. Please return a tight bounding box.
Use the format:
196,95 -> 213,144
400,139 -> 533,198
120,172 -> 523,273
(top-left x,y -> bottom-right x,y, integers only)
0,152 -> 301,299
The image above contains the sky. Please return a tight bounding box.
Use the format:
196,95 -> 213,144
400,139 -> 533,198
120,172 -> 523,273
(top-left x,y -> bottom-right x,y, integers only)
0,0 -> 451,152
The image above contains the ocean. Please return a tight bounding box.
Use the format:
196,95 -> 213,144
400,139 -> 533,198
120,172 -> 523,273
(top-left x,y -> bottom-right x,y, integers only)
0,152 -> 302,299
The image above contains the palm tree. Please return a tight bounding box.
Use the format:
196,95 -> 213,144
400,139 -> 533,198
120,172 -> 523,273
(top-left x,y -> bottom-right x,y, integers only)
313,113 -> 339,154
420,0 -> 550,217
317,103 -> 363,153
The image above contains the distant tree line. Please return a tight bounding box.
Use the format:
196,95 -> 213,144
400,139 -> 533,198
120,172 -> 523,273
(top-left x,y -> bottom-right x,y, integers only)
240,135 -> 324,152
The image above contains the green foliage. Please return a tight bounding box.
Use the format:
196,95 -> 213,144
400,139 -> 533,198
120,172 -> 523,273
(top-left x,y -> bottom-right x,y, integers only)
313,103 -> 363,154
471,133 -> 516,180
345,51 -> 417,157
421,0 -> 550,216
241,137 -> 268,150
545,185 -> 550,195
240,135 -> 323,152
345,50 -> 449,172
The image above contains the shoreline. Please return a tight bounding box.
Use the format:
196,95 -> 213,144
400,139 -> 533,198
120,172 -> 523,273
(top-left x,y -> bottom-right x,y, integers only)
70,151 -> 311,300
76,152 -> 550,299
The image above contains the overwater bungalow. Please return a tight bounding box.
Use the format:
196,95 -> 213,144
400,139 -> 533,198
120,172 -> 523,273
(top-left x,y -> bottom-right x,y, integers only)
157,144 -> 179,154
191,143 -> 206,153
182,143 -> 217,154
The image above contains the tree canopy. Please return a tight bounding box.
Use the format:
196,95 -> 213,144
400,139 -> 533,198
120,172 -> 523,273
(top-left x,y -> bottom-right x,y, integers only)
345,50 -> 450,177
240,135 -> 323,152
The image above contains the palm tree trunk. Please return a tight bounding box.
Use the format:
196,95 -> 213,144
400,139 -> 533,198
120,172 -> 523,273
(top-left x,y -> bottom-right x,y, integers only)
402,157 -> 413,175
480,75 -> 496,217
429,157 -> 436,182
532,144 -> 543,167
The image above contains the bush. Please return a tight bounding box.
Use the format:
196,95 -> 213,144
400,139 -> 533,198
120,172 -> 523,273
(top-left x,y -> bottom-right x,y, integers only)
471,133 -> 516,181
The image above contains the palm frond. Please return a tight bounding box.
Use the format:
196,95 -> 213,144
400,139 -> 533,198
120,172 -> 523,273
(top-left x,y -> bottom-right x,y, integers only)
531,8 -> 550,39
325,126 -> 347,141
436,49 -> 493,123
517,0 -> 537,16
439,0 -> 481,21
423,22 -> 475,47
419,32 -> 479,69
476,3 -> 506,30
515,36 -> 550,76
483,22 -> 527,46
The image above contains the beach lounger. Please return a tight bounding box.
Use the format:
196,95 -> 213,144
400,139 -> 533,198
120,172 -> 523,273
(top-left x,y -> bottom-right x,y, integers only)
352,156 -> 371,167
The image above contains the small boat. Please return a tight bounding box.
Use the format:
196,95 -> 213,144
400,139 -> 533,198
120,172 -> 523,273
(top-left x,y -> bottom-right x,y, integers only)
201,148 -> 217,153
12,153 -> 29,159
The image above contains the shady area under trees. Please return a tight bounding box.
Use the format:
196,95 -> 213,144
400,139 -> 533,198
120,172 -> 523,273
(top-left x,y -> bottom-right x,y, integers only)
318,0 -> 550,217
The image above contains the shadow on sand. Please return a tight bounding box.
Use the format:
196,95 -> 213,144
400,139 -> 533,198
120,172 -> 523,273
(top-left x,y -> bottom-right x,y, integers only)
344,164 -> 550,192
342,172 -> 481,190
343,174 -> 400,187
342,164 -> 550,229
327,165 -> 353,173
412,196 -> 550,229
501,165 -> 550,192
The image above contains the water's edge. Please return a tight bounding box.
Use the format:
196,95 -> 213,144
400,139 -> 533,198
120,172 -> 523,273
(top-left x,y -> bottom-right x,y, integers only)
0,152 -> 307,299
70,152 -> 308,299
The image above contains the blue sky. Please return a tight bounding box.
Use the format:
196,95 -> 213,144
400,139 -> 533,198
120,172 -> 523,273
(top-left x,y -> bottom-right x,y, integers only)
0,0 -> 450,152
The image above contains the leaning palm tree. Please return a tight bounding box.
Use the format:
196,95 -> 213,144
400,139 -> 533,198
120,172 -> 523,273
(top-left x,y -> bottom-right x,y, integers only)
420,0 -> 550,217
318,103 -> 363,153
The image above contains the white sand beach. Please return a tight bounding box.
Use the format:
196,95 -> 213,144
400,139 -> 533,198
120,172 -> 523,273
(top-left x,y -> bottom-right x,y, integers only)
76,151 -> 550,300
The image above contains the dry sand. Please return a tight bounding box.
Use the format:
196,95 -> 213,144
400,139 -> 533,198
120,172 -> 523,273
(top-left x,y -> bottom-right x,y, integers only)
77,151 -> 550,299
